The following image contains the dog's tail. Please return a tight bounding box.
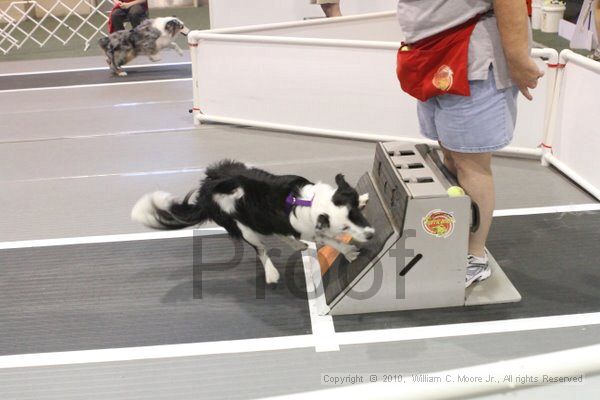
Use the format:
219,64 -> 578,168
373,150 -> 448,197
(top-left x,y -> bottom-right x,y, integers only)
131,190 -> 207,230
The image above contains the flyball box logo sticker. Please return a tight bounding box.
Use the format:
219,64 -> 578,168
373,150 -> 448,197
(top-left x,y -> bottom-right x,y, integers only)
432,65 -> 454,91
422,210 -> 456,238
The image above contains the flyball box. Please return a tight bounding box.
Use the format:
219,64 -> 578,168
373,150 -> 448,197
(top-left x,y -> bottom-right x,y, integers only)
315,142 -> 521,316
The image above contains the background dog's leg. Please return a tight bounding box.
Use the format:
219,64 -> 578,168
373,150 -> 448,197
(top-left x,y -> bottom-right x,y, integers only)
170,42 -> 184,56
112,52 -> 128,76
359,193 -> 369,209
278,235 -> 308,252
318,237 -> 360,262
237,223 -> 280,284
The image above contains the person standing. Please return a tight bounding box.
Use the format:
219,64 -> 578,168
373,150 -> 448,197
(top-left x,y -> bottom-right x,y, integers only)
108,0 -> 149,33
590,0 -> 600,60
396,0 -> 543,287
311,0 -> 342,18
570,0 -> 599,60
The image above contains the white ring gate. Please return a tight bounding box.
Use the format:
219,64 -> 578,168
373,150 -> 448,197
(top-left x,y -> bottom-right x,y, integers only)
0,0 -> 112,55
188,12 -> 600,200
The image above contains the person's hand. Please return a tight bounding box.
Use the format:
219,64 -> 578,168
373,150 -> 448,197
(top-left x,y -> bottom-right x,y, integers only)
114,0 -> 122,7
120,1 -> 131,8
507,56 -> 544,101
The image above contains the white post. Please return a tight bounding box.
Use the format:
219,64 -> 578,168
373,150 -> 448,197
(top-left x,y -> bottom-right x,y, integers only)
188,32 -> 202,126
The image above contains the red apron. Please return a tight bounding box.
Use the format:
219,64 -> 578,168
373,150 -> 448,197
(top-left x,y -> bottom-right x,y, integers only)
396,15 -> 481,102
107,0 -> 149,33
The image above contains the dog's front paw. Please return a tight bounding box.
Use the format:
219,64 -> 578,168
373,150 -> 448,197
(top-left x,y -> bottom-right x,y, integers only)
265,266 -> 280,285
297,242 -> 309,252
116,70 -> 128,77
343,248 -> 361,262
149,55 -> 161,62
291,240 -> 309,252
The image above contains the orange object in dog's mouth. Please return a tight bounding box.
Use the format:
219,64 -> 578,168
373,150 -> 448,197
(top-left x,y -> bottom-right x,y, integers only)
317,233 -> 354,275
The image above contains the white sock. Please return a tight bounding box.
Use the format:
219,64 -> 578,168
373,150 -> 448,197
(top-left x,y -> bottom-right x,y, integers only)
468,253 -> 488,264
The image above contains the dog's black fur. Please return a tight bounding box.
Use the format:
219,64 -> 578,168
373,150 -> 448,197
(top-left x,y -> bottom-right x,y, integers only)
156,160 -> 312,238
132,160 -> 375,283
332,174 -> 372,230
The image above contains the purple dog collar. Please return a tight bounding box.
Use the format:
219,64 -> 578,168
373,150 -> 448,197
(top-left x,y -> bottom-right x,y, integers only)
285,193 -> 313,214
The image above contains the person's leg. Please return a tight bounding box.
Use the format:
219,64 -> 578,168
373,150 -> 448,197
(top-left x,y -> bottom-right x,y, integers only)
321,1 -> 341,17
127,4 -> 148,28
444,150 -> 494,258
594,0 -> 600,56
110,7 -> 128,32
431,68 -> 517,286
439,145 -> 457,177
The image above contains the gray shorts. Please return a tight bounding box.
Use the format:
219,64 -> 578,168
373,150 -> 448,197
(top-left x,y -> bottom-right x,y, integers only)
417,68 -> 519,153
310,0 -> 339,4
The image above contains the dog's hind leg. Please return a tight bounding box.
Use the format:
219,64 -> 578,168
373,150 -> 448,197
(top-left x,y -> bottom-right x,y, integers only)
237,223 -> 280,284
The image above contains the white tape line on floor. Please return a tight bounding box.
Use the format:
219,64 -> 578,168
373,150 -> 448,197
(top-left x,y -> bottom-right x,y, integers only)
0,62 -> 191,77
0,78 -> 192,94
2,312 -> 600,369
493,203 -> 600,217
2,203 -> 598,250
0,228 -> 225,250
302,243 -> 339,352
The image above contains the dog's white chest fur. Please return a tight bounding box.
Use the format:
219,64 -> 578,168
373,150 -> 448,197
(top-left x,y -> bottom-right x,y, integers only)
152,18 -> 175,49
155,35 -> 173,49
288,183 -> 331,239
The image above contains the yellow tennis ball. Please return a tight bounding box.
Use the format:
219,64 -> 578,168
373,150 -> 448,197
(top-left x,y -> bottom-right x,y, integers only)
447,186 -> 465,197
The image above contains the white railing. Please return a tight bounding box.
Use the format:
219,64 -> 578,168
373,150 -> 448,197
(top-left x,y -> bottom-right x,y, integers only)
0,0 -> 111,55
188,12 -> 600,201
542,49 -> 600,200
188,13 -> 556,158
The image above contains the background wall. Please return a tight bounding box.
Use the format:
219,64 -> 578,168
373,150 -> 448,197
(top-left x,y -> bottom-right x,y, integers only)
208,0 -> 397,29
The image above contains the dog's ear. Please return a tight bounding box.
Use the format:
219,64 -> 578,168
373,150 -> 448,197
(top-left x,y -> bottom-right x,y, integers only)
165,19 -> 177,35
335,174 -> 350,189
358,193 -> 369,209
315,214 -> 330,231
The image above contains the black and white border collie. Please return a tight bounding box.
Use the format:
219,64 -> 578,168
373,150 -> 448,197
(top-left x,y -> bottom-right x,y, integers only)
131,160 -> 375,284
98,17 -> 190,77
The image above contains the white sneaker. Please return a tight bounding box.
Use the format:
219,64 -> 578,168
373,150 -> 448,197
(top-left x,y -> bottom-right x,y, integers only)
466,253 -> 491,288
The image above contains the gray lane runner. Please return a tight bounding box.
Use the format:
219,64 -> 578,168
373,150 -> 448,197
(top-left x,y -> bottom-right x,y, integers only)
2,212 -> 599,355
0,235 -> 310,356
1,326 -> 600,400
0,64 -> 191,91
334,211 -> 600,331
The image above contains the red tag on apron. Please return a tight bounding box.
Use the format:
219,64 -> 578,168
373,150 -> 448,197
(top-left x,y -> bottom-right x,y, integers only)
396,15 -> 481,102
